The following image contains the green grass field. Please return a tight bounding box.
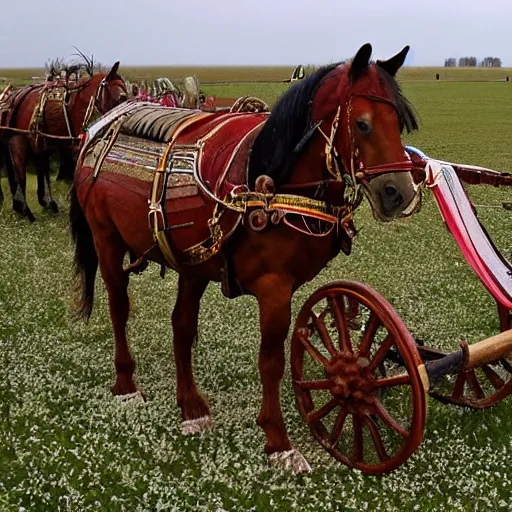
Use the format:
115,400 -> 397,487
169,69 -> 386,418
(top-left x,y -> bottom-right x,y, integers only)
1,65 -> 511,88
1,75 -> 512,511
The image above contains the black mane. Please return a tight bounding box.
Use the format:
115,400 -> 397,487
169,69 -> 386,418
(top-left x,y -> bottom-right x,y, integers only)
248,63 -> 339,188
72,47 -> 96,76
248,63 -> 419,188
44,49 -> 98,82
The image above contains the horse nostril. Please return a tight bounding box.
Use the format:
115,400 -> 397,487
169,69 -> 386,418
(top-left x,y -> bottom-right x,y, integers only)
384,185 -> 403,206
384,186 -> 397,197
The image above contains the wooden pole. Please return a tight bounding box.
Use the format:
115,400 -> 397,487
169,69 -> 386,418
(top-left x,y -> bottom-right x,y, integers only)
468,329 -> 512,368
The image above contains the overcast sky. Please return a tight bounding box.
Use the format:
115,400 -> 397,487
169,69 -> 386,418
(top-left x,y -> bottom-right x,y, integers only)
0,0 -> 510,68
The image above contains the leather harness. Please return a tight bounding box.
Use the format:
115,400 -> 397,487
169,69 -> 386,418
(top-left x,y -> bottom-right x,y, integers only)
149,91 -> 418,270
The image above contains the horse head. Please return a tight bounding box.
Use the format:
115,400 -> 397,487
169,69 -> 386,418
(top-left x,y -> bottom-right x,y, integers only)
95,61 -> 128,114
313,43 -> 421,221
249,43 -> 421,224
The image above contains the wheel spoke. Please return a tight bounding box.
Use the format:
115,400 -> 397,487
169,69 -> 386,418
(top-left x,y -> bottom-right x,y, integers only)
481,365 -> 505,390
297,332 -> 329,366
346,297 -> 361,327
374,373 -> 411,388
452,370 -> 466,399
368,334 -> 394,372
294,379 -> 333,391
329,404 -> 349,446
365,416 -> 389,462
358,313 -> 381,358
372,398 -> 409,438
313,313 -> 338,357
329,295 -> 352,353
500,357 -> 512,375
308,398 -> 338,424
352,414 -> 364,463
466,370 -> 485,399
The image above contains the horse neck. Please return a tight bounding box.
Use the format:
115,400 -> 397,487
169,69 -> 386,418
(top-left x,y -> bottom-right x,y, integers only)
68,75 -> 104,135
285,132 -> 332,188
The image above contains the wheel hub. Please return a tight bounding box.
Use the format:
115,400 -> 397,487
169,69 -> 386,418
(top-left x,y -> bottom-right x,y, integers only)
325,352 -> 375,408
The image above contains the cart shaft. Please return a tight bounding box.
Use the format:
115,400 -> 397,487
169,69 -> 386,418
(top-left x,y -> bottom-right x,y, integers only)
424,329 -> 512,383
468,329 -> 512,369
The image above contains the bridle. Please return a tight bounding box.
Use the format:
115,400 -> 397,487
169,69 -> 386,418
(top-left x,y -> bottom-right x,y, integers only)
323,94 -> 413,177
345,94 -> 414,178
82,76 -> 127,131
282,92 -> 416,210
94,78 -> 109,113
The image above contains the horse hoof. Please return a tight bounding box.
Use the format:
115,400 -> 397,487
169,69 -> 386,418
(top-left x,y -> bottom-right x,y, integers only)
114,390 -> 146,404
268,448 -> 311,473
181,415 -> 214,435
13,201 -> 35,222
42,201 -> 59,214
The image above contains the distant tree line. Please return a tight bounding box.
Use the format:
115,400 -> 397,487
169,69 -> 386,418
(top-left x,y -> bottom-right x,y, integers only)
444,56 -> 502,67
480,56 -> 502,67
458,57 -> 478,67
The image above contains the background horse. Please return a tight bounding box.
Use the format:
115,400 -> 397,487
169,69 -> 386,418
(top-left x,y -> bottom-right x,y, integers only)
70,43 -> 420,472
127,76 -> 202,109
1,60 -> 127,221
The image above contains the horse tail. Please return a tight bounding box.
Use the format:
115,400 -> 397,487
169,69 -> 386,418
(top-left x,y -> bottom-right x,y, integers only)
69,184 -> 98,320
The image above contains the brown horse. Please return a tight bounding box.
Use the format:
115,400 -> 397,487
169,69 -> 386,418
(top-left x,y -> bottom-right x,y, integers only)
70,43 -> 420,472
1,61 -> 127,221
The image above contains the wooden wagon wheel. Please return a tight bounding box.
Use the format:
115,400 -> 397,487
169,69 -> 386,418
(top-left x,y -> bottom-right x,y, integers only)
291,280 -> 427,475
427,304 -> 512,409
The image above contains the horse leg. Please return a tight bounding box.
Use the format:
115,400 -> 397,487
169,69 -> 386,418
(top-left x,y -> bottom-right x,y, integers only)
44,152 -> 59,213
35,153 -> 59,213
0,147 -> 4,207
96,234 -> 141,398
7,136 -> 35,222
56,149 -> 76,182
0,166 -> 3,208
254,276 -> 311,473
36,160 -> 47,208
172,273 -> 212,434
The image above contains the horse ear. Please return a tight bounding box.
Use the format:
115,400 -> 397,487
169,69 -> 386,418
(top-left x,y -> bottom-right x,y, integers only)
106,61 -> 120,80
349,43 -> 372,82
377,46 -> 410,76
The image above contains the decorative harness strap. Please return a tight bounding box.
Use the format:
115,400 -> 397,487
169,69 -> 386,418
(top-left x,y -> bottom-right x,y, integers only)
28,84 -> 74,144
82,77 -> 111,130
1,77 -> 113,143
150,91 -> 417,270
148,113 -> 213,271
0,83 -> 12,102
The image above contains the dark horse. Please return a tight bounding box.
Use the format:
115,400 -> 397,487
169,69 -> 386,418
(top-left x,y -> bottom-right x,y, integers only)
0,61 -> 127,221
70,44 -> 420,472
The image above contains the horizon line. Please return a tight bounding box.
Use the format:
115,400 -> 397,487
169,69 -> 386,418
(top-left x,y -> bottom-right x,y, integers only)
1,63 -> 511,70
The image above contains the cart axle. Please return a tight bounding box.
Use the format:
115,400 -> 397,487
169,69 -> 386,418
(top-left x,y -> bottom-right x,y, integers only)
425,347 -> 466,382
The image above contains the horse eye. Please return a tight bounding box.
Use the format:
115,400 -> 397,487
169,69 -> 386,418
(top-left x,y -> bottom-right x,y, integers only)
356,119 -> 372,134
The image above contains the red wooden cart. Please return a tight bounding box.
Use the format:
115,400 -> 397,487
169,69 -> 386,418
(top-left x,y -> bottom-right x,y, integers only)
291,146 -> 512,474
